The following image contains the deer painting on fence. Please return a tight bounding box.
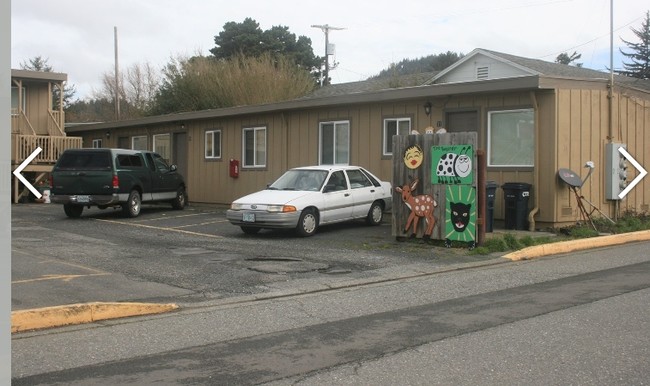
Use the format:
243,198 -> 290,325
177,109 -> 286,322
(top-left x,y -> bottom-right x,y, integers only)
395,178 -> 438,237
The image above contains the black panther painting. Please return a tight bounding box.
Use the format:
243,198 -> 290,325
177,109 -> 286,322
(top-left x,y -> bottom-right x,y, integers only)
449,202 -> 472,232
445,185 -> 476,244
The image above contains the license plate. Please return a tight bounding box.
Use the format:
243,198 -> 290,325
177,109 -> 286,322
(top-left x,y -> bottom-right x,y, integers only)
242,212 -> 255,222
76,195 -> 90,203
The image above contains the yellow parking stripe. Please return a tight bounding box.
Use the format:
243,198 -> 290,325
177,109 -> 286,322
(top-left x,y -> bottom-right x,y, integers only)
12,273 -> 110,284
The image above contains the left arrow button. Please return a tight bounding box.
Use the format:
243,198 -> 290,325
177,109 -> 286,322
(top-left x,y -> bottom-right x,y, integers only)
13,147 -> 44,199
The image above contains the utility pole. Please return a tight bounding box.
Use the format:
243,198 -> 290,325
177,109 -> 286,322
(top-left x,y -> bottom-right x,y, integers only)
311,24 -> 345,86
114,26 -> 120,120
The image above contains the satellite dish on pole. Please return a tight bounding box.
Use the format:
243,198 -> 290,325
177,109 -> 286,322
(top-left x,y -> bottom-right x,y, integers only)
557,168 -> 583,188
557,165 -> 615,230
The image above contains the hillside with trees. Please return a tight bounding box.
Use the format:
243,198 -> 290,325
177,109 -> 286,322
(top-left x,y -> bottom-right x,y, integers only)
57,11 -> 650,122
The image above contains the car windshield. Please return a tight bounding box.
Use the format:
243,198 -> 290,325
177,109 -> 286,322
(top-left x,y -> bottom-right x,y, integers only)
268,169 -> 328,191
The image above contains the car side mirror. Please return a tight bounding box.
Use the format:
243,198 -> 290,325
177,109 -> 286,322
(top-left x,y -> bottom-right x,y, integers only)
323,184 -> 336,193
170,164 -> 177,172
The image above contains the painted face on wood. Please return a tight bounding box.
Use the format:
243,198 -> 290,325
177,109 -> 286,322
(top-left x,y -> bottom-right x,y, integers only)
403,145 -> 423,169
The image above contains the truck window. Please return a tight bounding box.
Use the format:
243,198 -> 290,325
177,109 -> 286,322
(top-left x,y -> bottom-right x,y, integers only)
144,153 -> 156,172
152,153 -> 170,172
117,154 -> 144,168
57,152 -> 111,171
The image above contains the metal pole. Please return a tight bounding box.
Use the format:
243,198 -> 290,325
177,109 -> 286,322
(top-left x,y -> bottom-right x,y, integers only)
114,26 -> 120,120
608,0 -> 613,141
324,26 -> 329,86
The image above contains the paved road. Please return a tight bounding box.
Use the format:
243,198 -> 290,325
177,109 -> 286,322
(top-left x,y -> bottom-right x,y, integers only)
12,203 -> 650,384
12,205 -> 650,385
11,203 -> 487,310
14,258 -> 650,385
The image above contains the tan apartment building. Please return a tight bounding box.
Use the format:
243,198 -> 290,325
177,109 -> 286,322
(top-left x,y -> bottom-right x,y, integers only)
66,49 -> 650,229
11,69 -> 82,202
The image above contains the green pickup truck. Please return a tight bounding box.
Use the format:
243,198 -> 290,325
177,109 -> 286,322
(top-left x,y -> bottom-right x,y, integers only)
50,148 -> 187,218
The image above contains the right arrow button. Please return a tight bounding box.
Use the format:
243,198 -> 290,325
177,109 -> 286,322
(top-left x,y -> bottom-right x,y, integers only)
618,147 -> 647,199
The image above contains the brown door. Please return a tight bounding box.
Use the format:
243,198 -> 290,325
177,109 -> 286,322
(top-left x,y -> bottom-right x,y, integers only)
172,132 -> 188,183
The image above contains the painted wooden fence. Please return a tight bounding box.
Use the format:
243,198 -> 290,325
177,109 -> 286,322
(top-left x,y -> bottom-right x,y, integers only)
392,132 -> 480,246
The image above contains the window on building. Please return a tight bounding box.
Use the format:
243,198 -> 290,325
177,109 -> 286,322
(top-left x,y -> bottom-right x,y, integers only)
132,135 -> 147,151
488,109 -> 535,167
11,86 -> 26,115
92,139 -> 102,148
445,110 -> 478,133
383,118 -> 411,156
205,130 -> 221,159
320,120 -> 349,165
243,126 -> 266,167
153,134 -> 171,163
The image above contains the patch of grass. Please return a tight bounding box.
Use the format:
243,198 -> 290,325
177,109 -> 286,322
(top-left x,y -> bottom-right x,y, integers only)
567,225 -> 599,238
470,211 -> 650,255
472,237 -> 508,254
502,233 -> 523,250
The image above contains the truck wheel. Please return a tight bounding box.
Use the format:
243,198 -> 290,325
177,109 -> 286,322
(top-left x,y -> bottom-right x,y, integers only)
171,187 -> 187,210
122,190 -> 141,218
63,204 -> 83,218
296,208 -> 318,237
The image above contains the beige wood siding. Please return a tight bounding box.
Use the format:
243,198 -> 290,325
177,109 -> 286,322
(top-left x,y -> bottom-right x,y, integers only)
554,87 -> 649,224
25,83 -> 50,135
70,85 -> 648,228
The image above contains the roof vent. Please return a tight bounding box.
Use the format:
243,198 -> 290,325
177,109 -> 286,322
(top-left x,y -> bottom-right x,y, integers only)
476,66 -> 489,80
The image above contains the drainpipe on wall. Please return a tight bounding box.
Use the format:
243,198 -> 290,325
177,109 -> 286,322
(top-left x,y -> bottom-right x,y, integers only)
528,91 -> 540,231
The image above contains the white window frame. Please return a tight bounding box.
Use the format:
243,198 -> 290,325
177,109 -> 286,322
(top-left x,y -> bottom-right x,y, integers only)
132,135 -> 148,150
205,130 -> 222,159
383,117 -> 411,156
319,120 -> 350,165
242,126 -> 266,168
487,108 -> 535,167
92,139 -> 102,148
153,133 -> 171,163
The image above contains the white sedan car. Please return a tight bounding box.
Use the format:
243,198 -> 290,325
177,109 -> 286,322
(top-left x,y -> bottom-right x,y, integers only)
226,165 -> 392,236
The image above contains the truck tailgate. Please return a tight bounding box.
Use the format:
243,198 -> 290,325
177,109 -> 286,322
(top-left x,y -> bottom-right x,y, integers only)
52,170 -> 115,195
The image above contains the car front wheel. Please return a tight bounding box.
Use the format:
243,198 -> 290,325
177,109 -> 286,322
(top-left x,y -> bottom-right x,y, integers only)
366,201 -> 384,225
122,190 -> 141,218
296,208 -> 318,237
171,187 -> 187,210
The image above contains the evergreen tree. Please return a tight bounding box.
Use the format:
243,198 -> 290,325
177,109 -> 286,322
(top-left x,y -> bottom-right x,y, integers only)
20,56 -> 76,109
617,11 -> 650,79
555,51 -> 582,67
210,18 -> 321,77
370,51 -> 464,79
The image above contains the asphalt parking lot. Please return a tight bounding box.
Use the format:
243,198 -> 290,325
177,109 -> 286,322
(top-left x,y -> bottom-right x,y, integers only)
12,202 -> 492,313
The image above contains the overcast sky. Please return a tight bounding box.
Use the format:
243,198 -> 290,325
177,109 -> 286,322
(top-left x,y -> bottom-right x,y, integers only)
11,0 -> 647,100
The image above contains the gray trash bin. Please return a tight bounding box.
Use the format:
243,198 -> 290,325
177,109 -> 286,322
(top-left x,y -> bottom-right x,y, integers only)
486,181 -> 498,232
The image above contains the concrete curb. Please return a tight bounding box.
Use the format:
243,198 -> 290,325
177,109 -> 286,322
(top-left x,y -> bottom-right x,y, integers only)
11,302 -> 179,333
503,229 -> 650,261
